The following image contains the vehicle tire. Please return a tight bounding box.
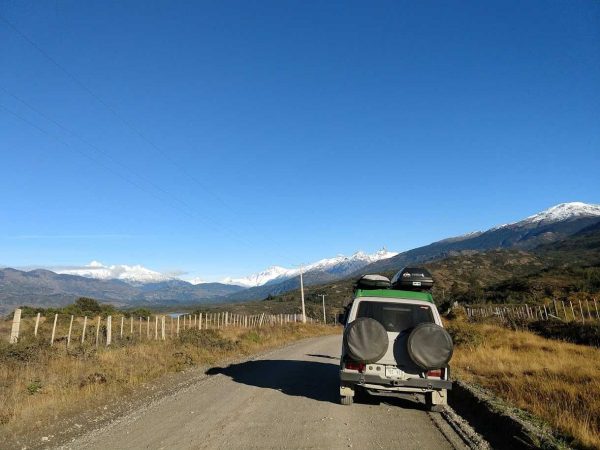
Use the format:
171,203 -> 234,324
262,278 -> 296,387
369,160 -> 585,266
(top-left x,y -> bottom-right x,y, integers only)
343,317 -> 389,363
340,395 -> 353,406
407,323 -> 453,370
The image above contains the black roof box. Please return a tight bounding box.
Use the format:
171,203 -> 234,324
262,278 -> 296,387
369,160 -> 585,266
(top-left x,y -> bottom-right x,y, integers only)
391,267 -> 434,291
355,274 -> 391,290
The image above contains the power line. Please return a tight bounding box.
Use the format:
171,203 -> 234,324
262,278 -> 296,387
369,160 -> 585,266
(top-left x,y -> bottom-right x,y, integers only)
0,102 -> 193,219
1,87 -> 196,215
0,102 -> 260,250
0,12 -> 235,211
0,13 -> 289,261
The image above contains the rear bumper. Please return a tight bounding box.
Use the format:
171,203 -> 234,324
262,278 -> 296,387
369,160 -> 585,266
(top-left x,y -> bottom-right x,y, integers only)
340,371 -> 452,390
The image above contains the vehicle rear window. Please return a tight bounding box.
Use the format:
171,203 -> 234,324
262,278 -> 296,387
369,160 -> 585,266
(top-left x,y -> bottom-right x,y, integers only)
356,301 -> 433,333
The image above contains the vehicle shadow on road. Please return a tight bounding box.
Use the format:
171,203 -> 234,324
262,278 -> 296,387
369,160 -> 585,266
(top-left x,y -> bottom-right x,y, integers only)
206,360 -> 340,404
305,353 -> 339,360
360,392 -> 429,412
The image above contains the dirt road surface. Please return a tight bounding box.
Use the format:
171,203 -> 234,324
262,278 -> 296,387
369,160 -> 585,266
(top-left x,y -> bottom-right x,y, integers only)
60,335 -> 466,449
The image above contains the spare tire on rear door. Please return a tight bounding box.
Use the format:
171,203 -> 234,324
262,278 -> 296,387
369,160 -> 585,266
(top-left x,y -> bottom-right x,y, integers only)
343,317 -> 389,363
406,323 -> 453,370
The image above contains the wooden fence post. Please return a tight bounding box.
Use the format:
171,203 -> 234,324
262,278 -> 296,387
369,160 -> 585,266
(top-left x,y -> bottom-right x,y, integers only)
67,315 -> 74,347
120,316 -> 124,339
569,301 -> 576,322
594,298 -> 599,320
106,316 -> 112,346
130,316 -> 134,336
199,312 -> 203,330
82,316 -> 87,343
9,308 -> 22,344
176,315 -> 180,336
34,312 -> 41,337
579,300 -> 585,324
50,313 -> 58,346
95,316 -> 101,347
161,316 -> 166,340
155,316 -> 158,340
586,300 -> 592,320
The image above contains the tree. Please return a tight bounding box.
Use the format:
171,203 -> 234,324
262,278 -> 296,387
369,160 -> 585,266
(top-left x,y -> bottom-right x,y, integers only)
75,297 -> 102,314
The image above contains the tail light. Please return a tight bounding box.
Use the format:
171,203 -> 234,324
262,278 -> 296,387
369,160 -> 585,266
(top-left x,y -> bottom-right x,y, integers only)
427,369 -> 444,378
345,361 -> 366,372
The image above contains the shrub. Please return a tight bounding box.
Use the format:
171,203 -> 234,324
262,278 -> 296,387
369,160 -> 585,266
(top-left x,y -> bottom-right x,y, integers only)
446,321 -> 483,348
528,320 -> 600,347
0,339 -> 47,363
26,380 -> 42,395
240,330 -> 262,343
178,329 -> 236,351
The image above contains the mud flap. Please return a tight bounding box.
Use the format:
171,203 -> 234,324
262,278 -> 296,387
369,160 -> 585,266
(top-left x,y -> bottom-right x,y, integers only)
429,389 -> 448,405
340,386 -> 355,397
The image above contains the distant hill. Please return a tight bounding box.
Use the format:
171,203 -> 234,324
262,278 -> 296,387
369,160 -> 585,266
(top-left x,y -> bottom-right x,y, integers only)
0,269 -> 244,315
358,202 -> 600,275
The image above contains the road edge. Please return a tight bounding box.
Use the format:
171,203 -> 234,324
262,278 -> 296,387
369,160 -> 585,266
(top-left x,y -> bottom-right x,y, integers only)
448,380 -> 573,450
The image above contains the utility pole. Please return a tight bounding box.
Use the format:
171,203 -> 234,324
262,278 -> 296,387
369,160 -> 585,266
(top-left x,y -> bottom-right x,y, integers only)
320,294 -> 327,324
300,267 -> 306,323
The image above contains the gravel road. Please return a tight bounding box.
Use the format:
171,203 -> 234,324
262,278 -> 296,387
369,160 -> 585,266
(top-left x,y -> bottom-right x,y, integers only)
62,335 -> 467,449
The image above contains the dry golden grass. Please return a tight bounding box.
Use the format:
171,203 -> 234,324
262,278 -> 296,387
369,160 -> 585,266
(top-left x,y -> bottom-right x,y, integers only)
450,319 -> 600,449
0,323 -> 338,439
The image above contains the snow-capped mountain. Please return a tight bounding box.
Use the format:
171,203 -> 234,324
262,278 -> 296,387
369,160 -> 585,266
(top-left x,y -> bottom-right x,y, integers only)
55,261 -> 173,285
223,249 -> 398,287
514,202 -> 600,226
360,202 -> 600,274
222,266 -> 291,288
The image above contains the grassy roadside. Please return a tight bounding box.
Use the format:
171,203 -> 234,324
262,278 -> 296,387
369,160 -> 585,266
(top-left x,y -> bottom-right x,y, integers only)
447,315 -> 600,449
0,323 -> 338,440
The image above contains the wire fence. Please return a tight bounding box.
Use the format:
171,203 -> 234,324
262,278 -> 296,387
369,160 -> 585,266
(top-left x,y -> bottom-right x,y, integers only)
5,309 -> 317,346
465,298 -> 600,323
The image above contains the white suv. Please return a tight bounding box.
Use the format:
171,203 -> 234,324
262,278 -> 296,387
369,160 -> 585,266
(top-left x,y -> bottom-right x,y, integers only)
339,286 -> 453,411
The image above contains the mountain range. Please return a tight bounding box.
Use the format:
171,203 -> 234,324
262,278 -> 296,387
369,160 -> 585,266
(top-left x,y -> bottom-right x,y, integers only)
221,249 -> 397,287
1,202 -> 599,314
267,219 -> 600,320
359,202 -> 600,274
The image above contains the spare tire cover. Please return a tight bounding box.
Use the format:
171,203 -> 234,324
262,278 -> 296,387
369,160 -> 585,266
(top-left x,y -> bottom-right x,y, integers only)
343,317 -> 389,363
407,323 -> 453,370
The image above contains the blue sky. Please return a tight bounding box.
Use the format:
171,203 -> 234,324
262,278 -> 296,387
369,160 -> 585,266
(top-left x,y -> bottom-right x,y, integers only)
1,1 -> 599,280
